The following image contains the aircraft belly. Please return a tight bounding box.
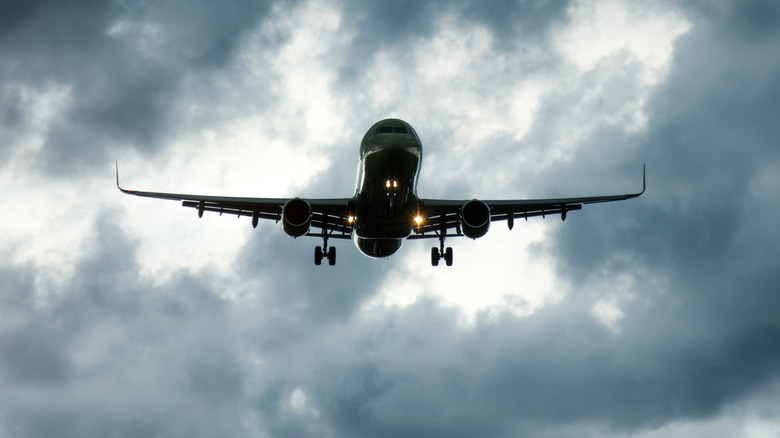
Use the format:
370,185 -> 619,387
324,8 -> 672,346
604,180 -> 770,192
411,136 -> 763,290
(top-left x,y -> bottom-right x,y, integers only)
353,235 -> 405,258
352,218 -> 412,258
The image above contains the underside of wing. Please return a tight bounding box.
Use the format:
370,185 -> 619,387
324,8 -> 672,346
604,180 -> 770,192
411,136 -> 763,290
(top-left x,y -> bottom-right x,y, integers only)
116,163 -> 353,239
413,165 -> 645,238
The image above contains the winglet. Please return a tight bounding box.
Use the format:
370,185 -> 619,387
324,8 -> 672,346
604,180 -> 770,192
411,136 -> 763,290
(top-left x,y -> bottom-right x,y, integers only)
116,161 -> 133,194
634,163 -> 647,197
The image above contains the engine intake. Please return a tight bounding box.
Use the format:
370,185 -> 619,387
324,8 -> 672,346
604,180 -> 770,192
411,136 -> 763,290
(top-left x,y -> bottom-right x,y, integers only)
282,198 -> 312,237
461,199 -> 490,239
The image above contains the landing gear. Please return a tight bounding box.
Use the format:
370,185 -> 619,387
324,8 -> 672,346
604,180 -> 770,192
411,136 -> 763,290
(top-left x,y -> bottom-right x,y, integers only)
314,235 -> 336,266
431,234 -> 453,267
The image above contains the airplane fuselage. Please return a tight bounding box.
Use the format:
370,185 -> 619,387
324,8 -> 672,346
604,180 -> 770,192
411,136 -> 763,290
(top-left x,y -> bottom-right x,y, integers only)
352,119 -> 423,258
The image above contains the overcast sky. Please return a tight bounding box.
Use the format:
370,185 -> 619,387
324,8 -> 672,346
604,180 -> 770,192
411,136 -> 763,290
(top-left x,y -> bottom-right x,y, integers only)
1,0 -> 780,437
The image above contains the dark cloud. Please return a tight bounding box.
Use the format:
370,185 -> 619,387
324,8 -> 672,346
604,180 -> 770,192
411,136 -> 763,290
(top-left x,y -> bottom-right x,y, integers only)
2,0 -> 780,437
335,0 -> 571,88
459,0 -> 572,46
234,227 -> 396,349
341,0 -> 571,52
542,0 -> 780,430
553,0 -> 780,279
0,214 -> 253,436
725,0 -> 780,39
0,0 -> 279,176
289,295 -> 780,437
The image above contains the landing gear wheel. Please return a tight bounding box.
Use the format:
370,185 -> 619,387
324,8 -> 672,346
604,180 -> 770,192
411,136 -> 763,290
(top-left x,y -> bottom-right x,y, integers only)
431,247 -> 440,266
327,247 -> 336,266
314,246 -> 323,265
444,247 -> 453,266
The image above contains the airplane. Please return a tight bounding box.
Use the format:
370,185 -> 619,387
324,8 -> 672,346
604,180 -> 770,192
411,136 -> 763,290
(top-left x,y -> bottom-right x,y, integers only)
117,118 -> 645,266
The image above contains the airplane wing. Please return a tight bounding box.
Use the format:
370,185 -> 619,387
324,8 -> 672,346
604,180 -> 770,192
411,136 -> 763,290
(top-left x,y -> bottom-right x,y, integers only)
411,165 -> 645,238
116,163 -> 353,239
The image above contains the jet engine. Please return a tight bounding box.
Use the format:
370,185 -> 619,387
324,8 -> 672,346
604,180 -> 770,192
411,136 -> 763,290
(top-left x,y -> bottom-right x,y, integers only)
282,198 -> 312,237
460,199 -> 490,239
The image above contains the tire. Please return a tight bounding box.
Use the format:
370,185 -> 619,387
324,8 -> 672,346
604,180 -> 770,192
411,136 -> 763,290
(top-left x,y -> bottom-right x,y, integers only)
314,246 -> 323,265
328,247 -> 336,266
431,247 -> 440,266
445,247 -> 453,266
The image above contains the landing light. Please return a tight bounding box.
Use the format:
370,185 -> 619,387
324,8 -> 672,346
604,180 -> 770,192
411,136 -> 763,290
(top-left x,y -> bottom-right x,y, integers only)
348,216 -> 355,224
414,216 -> 423,225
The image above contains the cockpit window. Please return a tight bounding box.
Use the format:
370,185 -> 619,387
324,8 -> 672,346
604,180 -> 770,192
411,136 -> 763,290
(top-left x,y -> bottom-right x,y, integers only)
377,126 -> 408,134
368,122 -> 419,140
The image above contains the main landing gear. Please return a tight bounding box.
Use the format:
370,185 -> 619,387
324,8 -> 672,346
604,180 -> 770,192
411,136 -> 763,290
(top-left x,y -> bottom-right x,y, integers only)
314,234 -> 336,266
431,234 -> 453,267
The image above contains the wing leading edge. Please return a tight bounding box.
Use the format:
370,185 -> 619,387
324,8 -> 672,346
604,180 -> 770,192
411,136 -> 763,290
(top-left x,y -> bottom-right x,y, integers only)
411,165 -> 646,238
116,162 -> 353,238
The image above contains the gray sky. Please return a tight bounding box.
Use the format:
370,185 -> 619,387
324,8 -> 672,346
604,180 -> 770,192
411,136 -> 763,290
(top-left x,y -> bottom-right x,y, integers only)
2,0 -> 779,437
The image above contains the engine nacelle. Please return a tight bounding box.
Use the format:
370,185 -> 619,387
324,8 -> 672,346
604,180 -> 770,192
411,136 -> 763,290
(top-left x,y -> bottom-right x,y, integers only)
282,198 -> 312,237
460,199 -> 490,239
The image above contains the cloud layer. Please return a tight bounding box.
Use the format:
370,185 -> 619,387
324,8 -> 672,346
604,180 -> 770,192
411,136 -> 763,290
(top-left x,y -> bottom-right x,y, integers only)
2,1 -> 780,437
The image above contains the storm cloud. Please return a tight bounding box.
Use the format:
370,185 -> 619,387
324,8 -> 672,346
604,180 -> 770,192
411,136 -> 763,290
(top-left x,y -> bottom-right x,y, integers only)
2,0 -> 780,437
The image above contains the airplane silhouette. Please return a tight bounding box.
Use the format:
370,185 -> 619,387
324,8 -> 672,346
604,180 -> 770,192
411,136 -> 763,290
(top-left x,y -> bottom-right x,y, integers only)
118,118 -> 644,266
